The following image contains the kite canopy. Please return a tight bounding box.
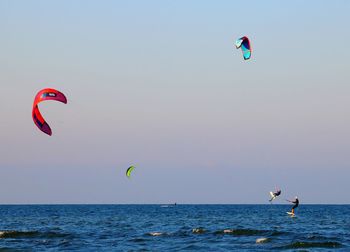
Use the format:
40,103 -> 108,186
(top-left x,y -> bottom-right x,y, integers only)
126,166 -> 135,178
32,88 -> 67,136
235,36 -> 251,60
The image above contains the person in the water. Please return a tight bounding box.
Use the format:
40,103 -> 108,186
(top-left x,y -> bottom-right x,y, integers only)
269,188 -> 281,202
287,196 -> 299,214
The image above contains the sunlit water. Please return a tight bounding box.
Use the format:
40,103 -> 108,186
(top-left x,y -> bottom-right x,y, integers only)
0,205 -> 349,251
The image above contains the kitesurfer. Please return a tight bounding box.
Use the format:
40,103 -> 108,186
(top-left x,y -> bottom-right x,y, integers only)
269,188 -> 281,202
287,196 -> 299,214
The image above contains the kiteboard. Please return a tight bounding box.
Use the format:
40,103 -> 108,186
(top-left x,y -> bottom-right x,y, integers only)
269,192 -> 276,202
286,212 -> 295,217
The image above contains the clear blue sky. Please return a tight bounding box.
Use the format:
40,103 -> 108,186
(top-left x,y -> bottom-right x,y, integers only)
1,0 -> 349,204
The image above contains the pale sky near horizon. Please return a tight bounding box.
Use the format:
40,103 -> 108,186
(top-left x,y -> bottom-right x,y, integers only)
1,0 -> 350,204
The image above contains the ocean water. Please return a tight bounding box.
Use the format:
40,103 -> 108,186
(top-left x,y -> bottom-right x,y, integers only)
0,205 -> 349,251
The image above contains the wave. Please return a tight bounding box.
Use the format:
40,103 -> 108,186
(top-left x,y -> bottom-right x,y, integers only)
192,228 -> 206,234
129,237 -> 148,243
0,230 -> 71,239
0,247 -> 18,252
214,228 -> 268,236
275,241 -> 343,249
147,232 -> 165,236
0,231 -> 39,239
270,230 -> 288,236
160,205 -> 175,208
256,237 -> 270,243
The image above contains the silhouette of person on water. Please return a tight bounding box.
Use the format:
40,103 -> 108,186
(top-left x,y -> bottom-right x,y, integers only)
269,188 -> 281,202
287,196 -> 299,214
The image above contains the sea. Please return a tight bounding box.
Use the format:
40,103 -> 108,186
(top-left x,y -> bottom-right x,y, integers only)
0,204 -> 349,251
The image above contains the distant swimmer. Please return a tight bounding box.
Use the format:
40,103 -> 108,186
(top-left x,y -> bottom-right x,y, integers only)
286,196 -> 299,215
269,188 -> 281,202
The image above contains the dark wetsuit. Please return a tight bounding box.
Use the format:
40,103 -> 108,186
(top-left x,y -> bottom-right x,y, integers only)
274,190 -> 281,197
292,198 -> 299,210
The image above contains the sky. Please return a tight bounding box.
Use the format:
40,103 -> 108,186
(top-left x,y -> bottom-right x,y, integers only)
0,0 -> 349,204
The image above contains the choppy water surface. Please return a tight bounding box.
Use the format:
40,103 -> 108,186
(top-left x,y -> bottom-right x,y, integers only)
0,205 -> 349,251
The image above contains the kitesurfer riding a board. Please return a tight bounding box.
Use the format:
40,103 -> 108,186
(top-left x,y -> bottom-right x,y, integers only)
286,196 -> 299,215
269,188 -> 281,202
